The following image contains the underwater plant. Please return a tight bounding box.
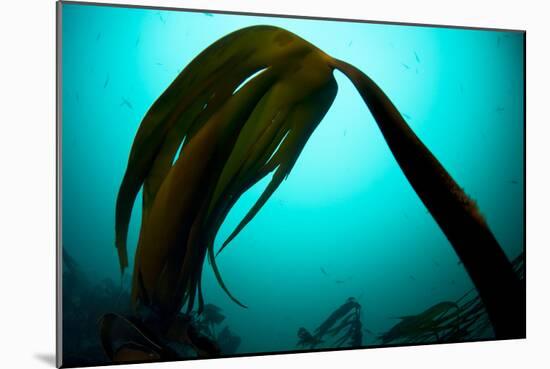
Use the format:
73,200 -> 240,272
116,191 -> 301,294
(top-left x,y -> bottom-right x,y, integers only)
297,327 -> 323,349
195,303 -> 226,336
379,253 -> 524,345
216,326 -> 242,355
379,302 -> 460,344
191,304 -> 242,355
113,25 -> 524,345
297,297 -> 363,349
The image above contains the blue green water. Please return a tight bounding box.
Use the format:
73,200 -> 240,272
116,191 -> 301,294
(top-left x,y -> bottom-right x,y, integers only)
61,2 -> 524,357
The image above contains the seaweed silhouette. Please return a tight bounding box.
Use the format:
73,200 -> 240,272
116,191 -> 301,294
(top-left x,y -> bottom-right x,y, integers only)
191,304 -> 241,354
298,297 -> 363,349
110,26 -> 524,360
379,253 -> 524,345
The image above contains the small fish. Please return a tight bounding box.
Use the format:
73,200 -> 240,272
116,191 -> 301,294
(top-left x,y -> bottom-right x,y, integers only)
103,74 -> 110,89
320,267 -> 328,276
203,12 -> 214,17
156,62 -> 164,66
135,36 -> 140,47
120,98 -> 133,110
401,63 -> 410,70
408,275 -> 416,281
415,67 -> 419,74
507,180 -> 518,185
457,260 -> 463,266
459,83 -> 464,94
348,41 -> 353,47
414,51 -> 420,63
335,280 -> 345,284
157,12 -> 166,24
75,92 -> 79,102
343,129 -> 347,136
402,113 -> 411,120
496,106 -> 505,112
433,260 -> 440,267
96,32 -> 101,41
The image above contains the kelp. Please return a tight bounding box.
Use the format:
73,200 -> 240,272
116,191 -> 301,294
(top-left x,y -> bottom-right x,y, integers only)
379,253 -> 524,344
379,302 -> 460,344
200,304 -> 226,326
297,327 -> 323,348
298,297 -> 363,349
115,25 -> 524,339
190,304 -> 241,355
192,303 -> 225,340
216,326 -> 242,355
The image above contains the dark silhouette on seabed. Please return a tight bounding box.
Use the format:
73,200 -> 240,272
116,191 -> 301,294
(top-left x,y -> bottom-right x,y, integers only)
62,250 -> 241,366
378,254 -> 524,345
298,297 -> 363,349
62,25 -> 524,365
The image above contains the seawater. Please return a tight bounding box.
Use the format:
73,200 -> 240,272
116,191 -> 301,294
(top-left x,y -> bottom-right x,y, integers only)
61,3 -> 524,356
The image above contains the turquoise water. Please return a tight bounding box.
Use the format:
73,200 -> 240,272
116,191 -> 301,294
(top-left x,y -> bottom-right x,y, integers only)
61,2 -> 524,358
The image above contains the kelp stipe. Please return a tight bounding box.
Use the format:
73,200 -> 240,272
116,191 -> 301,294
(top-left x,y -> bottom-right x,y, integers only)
113,26 -> 524,357
330,59 -> 524,339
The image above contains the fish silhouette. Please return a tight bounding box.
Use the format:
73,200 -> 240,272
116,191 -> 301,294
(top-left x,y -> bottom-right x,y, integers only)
120,98 -> 133,110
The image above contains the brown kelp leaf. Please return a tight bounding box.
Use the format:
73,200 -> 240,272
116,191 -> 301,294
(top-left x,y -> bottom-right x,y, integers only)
130,67 -> 278,314
115,25 -> 322,272
127,26 -> 338,315
204,75 -> 337,307
213,64 -> 338,256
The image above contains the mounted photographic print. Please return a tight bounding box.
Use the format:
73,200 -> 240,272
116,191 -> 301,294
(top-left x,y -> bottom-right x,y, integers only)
56,1 -> 526,367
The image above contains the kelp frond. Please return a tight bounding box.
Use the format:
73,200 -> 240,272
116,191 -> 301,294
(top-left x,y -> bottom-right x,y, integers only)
297,297 -> 363,349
